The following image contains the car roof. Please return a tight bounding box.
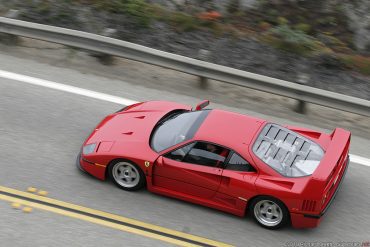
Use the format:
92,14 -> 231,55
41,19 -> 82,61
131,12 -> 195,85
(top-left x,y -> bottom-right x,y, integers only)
193,109 -> 266,151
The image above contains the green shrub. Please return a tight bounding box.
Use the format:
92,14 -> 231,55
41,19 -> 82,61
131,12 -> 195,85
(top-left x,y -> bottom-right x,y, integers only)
169,12 -> 199,32
277,16 -> 289,25
294,23 -> 311,34
90,0 -> 153,27
262,25 -> 326,55
149,4 -> 168,21
259,21 -> 272,31
317,33 -> 351,53
36,1 -> 51,14
124,0 -> 152,26
340,55 -> 370,75
317,16 -> 337,27
266,9 -> 278,19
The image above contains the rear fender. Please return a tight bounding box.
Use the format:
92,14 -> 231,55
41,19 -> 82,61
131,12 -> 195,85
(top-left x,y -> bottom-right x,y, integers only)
301,128 -> 351,213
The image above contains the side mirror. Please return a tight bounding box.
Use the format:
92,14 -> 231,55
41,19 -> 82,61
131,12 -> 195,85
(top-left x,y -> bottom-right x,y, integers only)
156,156 -> 164,167
194,100 -> 210,111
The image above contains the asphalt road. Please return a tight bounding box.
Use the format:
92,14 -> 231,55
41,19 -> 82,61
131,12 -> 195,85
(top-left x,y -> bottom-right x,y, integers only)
1,53 -> 370,247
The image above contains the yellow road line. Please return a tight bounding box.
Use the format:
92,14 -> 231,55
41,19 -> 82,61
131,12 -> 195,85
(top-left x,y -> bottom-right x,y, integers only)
0,194 -> 195,246
0,186 -> 233,247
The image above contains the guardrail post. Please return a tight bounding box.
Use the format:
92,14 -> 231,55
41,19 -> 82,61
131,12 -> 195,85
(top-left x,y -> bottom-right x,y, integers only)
90,28 -> 116,65
199,76 -> 208,89
197,49 -> 211,89
0,10 -> 20,45
295,73 -> 309,114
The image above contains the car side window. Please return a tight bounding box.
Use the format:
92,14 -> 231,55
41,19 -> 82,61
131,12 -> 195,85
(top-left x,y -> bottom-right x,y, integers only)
164,143 -> 195,161
182,142 -> 229,167
226,153 -> 255,172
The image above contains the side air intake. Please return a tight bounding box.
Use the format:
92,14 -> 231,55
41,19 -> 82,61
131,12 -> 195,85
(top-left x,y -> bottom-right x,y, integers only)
302,200 -> 317,212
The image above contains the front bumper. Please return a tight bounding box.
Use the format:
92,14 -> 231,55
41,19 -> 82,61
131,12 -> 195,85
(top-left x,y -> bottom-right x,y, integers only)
76,151 -> 107,180
76,151 -> 87,173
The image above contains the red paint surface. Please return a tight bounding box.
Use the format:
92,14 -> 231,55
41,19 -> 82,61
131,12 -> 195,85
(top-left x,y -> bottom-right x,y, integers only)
78,100 -> 351,228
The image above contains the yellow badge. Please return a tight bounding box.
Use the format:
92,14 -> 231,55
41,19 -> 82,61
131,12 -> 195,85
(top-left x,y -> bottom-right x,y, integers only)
144,161 -> 150,167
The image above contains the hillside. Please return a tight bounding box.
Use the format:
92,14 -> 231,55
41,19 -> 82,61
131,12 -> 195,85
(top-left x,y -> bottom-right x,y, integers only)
1,0 -> 369,99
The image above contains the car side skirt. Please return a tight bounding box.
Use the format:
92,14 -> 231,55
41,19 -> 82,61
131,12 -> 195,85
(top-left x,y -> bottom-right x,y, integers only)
150,185 -> 246,217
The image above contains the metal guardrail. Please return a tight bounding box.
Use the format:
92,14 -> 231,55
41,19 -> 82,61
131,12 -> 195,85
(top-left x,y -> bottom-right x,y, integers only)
0,17 -> 369,117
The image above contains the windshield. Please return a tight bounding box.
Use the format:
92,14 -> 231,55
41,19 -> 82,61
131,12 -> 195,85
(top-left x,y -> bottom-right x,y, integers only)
252,124 -> 324,177
150,110 -> 210,152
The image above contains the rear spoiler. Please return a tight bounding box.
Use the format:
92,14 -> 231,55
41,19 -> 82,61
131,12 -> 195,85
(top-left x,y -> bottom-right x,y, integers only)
313,128 -> 351,181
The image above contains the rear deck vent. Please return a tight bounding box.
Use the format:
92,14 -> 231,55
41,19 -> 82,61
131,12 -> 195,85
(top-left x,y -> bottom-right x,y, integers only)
253,124 -> 324,177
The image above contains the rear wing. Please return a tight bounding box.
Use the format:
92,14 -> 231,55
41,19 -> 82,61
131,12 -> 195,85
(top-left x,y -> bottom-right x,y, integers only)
313,128 -> 351,181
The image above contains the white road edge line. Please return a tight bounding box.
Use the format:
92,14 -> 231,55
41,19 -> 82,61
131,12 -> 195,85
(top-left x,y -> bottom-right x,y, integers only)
0,69 -> 138,106
349,154 -> 370,167
1,69 -> 369,167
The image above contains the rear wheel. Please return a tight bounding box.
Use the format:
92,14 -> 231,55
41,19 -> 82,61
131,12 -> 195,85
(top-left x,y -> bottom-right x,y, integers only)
250,196 -> 289,229
108,160 -> 145,191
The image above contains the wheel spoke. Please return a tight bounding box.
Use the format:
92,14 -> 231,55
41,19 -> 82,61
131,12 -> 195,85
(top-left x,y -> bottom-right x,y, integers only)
260,207 -> 267,214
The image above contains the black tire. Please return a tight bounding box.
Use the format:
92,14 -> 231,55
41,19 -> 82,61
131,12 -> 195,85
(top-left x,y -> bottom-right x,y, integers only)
250,196 -> 290,230
108,160 -> 146,191
75,151 -> 86,173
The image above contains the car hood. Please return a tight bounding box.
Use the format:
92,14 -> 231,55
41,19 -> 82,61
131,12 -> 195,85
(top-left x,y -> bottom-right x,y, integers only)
85,101 -> 191,146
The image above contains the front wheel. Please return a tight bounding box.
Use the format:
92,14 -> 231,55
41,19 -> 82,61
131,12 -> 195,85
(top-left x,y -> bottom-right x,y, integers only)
108,160 -> 146,191
250,196 -> 289,230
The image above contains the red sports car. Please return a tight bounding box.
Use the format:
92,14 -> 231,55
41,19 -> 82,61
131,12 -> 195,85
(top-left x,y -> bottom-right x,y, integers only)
77,100 -> 351,229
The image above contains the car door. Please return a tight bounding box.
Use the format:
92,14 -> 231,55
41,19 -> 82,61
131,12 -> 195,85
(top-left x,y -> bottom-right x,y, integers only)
153,141 -> 229,199
216,152 -> 258,205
